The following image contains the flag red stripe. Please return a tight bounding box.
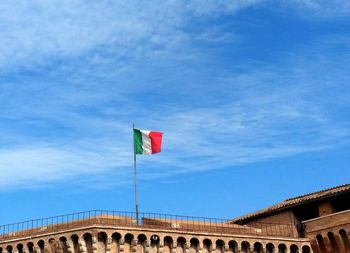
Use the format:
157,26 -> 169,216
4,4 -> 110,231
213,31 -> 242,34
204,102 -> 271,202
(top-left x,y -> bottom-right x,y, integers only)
149,131 -> 163,154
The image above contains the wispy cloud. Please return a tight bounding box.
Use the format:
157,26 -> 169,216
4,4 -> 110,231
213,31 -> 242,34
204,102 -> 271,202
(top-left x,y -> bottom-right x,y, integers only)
290,0 -> 350,17
0,0 -> 349,189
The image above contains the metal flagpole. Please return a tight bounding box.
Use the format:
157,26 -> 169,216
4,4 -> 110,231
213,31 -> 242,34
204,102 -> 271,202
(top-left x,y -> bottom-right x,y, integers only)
133,124 -> 139,225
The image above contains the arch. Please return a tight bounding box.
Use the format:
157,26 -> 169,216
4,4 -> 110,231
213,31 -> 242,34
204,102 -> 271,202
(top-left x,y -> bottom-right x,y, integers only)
290,244 -> 298,253
150,234 -> 160,253
164,236 -> 173,247
316,234 -> 326,253
177,237 -> 186,253
177,237 -> 186,244
327,232 -> 340,253
125,233 -> 134,244
164,236 -> 173,253
0,247 -> 2,253
27,242 -> 34,253
150,235 -> 160,246
138,234 -> 147,244
215,240 -> 224,253
111,233 -> 122,253
71,234 -> 81,253
82,233 -> 93,253
137,234 -> 147,253
266,243 -> 275,253
228,241 -> 238,253
340,229 -> 350,252
112,233 -> 122,242
277,244 -> 287,253
38,241 -> 45,250
49,238 -> 58,253
59,237 -> 69,253
124,233 -> 135,253
203,239 -> 212,250
6,246 -> 13,253
241,241 -> 250,253
301,245 -> 311,253
190,238 -> 199,253
253,242 -> 263,253
97,231 -> 108,253
16,244 -> 24,253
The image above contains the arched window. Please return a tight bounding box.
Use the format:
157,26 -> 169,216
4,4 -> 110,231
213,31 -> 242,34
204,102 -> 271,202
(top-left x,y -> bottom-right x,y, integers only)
215,240 -> 224,253
38,241 -> 45,251
71,234 -> 81,253
16,244 -> 24,253
137,234 -> 147,253
290,244 -> 298,253
27,242 -> 34,253
83,233 -> 93,253
59,237 -> 69,253
6,246 -> 13,253
125,233 -> 135,253
150,234 -> 160,253
266,243 -> 275,253
327,232 -> 339,253
241,241 -> 250,253
177,237 -> 186,253
253,242 -> 262,253
203,239 -> 212,253
340,229 -> 350,252
164,236 -> 173,253
190,238 -> 199,253
111,233 -> 122,253
278,244 -> 286,253
125,234 -> 134,244
151,235 -> 160,247
228,241 -> 238,253
316,234 -> 326,253
49,238 -> 57,253
301,245 -> 311,253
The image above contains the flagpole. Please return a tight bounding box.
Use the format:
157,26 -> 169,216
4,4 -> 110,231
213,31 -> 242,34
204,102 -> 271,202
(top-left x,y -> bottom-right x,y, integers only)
133,123 -> 139,225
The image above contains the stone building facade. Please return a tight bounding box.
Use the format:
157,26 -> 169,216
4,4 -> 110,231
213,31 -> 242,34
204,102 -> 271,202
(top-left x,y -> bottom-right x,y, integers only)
0,184 -> 349,253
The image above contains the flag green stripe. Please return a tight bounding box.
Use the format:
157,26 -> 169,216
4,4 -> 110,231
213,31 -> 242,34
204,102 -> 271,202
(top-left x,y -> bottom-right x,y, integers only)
134,129 -> 143,154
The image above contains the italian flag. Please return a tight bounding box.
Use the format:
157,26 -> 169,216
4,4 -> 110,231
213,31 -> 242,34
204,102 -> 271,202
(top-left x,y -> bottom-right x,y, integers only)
134,129 -> 163,155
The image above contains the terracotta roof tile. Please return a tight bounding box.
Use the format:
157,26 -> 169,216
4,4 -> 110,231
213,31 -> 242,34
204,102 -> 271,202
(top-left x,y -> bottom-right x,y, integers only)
230,184 -> 350,223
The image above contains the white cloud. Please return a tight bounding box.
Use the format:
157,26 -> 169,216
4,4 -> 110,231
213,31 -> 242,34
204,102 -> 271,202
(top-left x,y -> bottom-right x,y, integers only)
286,0 -> 350,17
0,140 -> 131,188
0,0 -> 263,71
0,0 -> 349,189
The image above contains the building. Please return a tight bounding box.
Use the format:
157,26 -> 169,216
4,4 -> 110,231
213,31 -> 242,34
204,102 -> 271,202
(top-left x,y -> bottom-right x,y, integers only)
0,184 -> 349,253
230,184 -> 350,252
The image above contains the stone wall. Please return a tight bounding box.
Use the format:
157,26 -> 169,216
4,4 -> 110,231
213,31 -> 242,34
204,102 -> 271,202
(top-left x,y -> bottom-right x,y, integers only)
0,225 -> 311,253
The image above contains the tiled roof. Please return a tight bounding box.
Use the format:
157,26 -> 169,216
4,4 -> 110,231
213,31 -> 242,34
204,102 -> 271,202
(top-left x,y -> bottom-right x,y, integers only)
230,184 -> 350,223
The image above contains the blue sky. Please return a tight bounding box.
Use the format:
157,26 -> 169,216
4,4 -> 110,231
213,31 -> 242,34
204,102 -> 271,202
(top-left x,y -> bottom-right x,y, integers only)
0,0 -> 349,224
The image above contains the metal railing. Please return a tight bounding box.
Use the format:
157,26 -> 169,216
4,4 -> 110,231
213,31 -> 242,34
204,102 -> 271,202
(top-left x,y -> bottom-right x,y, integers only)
0,210 -> 299,241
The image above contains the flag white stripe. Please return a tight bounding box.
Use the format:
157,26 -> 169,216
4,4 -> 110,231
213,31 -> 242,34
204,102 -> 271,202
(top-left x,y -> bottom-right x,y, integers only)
140,130 -> 152,155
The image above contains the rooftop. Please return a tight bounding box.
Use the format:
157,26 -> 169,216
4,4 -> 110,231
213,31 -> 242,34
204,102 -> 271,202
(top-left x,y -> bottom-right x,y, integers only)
0,210 -> 298,241
230,184 -> 350,223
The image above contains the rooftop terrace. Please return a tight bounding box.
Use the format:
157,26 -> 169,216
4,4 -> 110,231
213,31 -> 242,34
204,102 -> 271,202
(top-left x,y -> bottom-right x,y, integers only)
0,210 -> 300,241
